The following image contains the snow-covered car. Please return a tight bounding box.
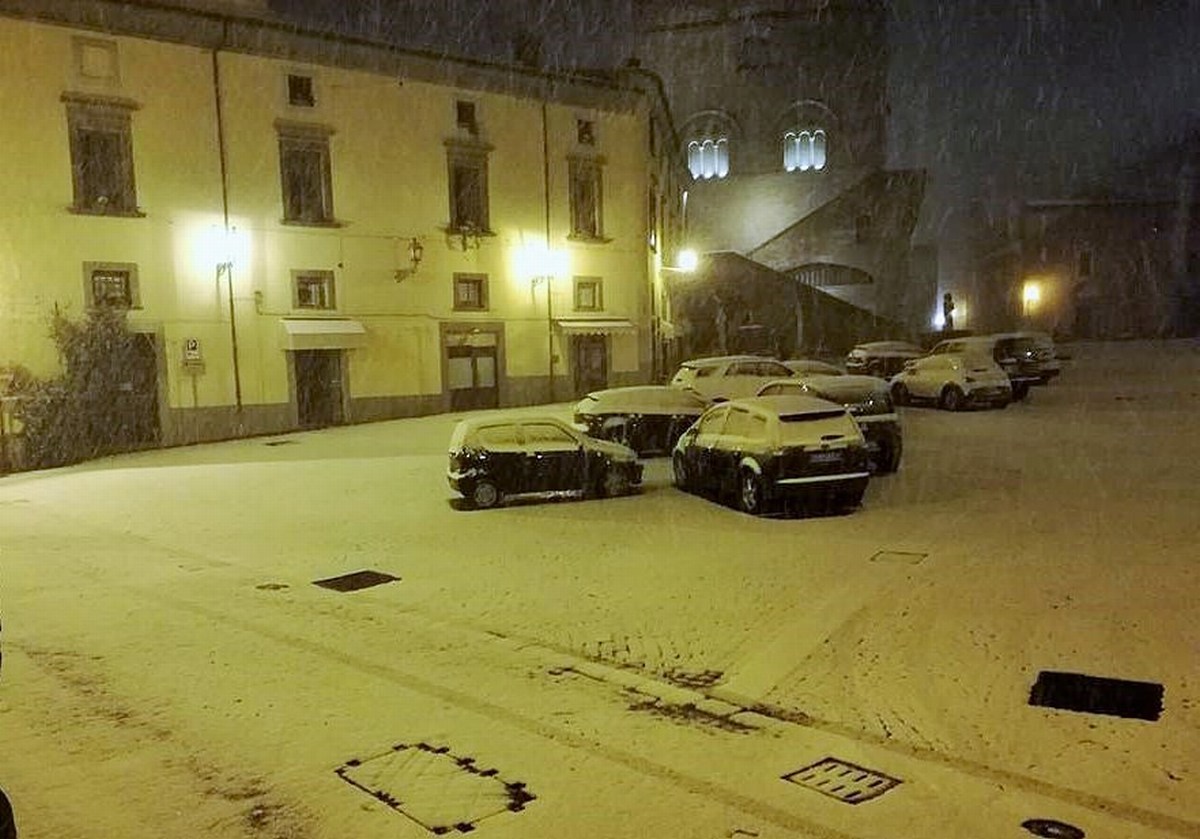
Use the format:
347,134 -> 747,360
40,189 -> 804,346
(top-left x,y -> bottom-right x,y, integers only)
447,416 -> 642,509
757,374 -> 902,473
844,341 -> 923,378
890,351 -> 1012,410
928,335 -> 1043,400
672,395 -> 871,516
782,358 -> 845,377
668,355 -> 795,401
573,386 -> 709,456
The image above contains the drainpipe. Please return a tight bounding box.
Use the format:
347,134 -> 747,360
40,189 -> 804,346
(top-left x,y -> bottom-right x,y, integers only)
542,100 -> 554,402
212,23 -> 242,414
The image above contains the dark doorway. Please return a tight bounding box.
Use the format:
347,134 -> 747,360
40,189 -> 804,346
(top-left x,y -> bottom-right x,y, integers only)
447,344 -> 498,410
571,335 -> 608,397
122,333 -> 160,446
294,349 -> 344,428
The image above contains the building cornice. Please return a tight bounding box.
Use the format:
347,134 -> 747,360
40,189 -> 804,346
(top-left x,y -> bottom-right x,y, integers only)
0,0 -> 644,112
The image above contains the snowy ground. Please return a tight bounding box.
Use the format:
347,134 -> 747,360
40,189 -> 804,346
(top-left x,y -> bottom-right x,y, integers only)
1,340 -> 1198,838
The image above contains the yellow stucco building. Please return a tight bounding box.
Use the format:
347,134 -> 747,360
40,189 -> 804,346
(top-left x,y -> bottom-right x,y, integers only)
0,1 -> 685,459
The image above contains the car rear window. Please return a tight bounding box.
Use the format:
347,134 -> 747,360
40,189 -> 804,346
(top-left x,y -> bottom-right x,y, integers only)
777,410 -> 854,442
779,410 -> 848,424
476,424 -> 520,447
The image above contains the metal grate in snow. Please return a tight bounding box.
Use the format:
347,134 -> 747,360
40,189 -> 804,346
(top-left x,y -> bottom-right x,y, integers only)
335,742 -> 534,834
869,550 -> 927,564
312,570 -> 400,592
1021,818 -> 1086,839
782,756 -> 900,804
1028,670 -> 1163,721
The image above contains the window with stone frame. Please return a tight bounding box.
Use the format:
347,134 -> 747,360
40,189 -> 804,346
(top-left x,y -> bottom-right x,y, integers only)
446,142 -> 491,234
277,122 -> 336,225
453,274 -> 488,310
293,270 -> 336,310
64,94 -> 140,215
573,277 -> 603,311
456,100 -> 478,135
568,157 -> 605,240
287,73 -> 315,107
577,118 -> 596,146
84,261 -> 140,309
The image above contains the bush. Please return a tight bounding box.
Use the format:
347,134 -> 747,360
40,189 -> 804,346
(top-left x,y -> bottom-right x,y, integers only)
14,308 -> 158,470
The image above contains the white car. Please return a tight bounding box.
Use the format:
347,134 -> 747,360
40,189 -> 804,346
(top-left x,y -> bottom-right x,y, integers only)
889,352 -> 1011,410
668,355 -> 795,401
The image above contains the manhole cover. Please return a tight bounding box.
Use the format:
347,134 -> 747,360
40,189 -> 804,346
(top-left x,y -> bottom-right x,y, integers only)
335,742 -> 534,834
870,550 -> 927,564
782,756 -> 901,804
313,570 -> 400,592
1021,818 -> 1086,838
1028,671 -> 1163,721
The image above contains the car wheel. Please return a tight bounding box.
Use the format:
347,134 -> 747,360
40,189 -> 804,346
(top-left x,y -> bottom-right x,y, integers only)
672,453 -> 690,491
940,385 -> 965,411
602,465 -> 631,498
470,480 -> 501,510
994,397 -> 1010,410
891,382 -> 909,406
875,440 -> 901,474
738,468 -> 765,515
1013,382 -> 1031,401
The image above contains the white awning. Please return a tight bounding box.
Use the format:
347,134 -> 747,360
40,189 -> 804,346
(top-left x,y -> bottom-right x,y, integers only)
554,318 -> 637,335
280,318 -> 367,350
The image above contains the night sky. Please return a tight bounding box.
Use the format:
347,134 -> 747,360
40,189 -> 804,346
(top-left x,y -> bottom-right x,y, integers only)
887,0 -> 1200,247
275,1 -> 1200,262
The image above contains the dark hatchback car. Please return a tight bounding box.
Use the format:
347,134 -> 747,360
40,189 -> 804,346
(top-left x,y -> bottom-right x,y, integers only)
672,395 -> 871,516
447,415 -> 642,509
757,374 -> 902,473
573,386 -> 709,456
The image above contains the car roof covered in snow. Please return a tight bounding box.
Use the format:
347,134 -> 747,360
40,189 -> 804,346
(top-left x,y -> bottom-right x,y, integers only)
576,386 -> 709,415
719,393 -> 850,418
760,374 -> 889,401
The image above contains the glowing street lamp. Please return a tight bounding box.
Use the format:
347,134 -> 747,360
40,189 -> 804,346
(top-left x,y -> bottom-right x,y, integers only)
1022,280 -> 1042,316
675,248 -> 698,273
517,242 -> 569,401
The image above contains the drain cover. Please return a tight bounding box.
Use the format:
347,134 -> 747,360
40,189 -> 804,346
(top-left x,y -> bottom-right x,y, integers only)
1028,671 -> 1163,721
1021,818 -> 1086,838
336,743 -> 533,834
313,570 -> 400,592
782,757 -> 900,804
870,550 -> 927,564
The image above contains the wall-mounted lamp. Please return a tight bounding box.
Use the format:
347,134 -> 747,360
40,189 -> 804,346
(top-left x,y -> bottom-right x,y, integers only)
394,236 -> 425,282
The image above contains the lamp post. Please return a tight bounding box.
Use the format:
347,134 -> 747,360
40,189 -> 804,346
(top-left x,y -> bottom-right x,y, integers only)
522,244 -> 567,403
212,226 -> 244,413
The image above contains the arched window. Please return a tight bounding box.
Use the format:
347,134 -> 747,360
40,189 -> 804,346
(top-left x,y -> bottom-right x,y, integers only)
783,129 -> 827,172
688,137 -> 729,180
